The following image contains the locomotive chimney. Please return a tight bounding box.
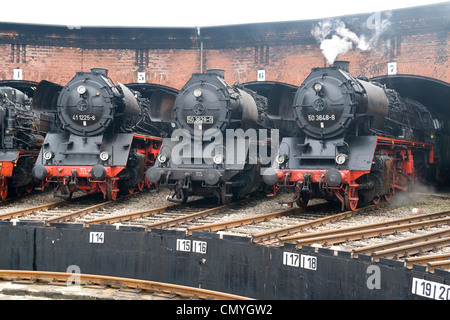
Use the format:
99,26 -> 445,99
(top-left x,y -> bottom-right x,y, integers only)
332,61 -> 350,72
91,68 -> 109,77
206,69 -> 225,79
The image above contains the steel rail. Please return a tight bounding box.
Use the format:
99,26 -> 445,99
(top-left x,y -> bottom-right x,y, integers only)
293,216 -> 450,247
84,203 -> 182,226
0,200 -> 68,220
404,253 -> 450,268
45,200 -> 114,225
251,205 -> 374,244
188,206 -> 304,234
0,270 -> 253,300
352,228 -> 450,256
427,259 -> 450,271
145,203 -> 233,230
0,192 -> 142,225
280,209 -> 450,244
371,236 -> 450,260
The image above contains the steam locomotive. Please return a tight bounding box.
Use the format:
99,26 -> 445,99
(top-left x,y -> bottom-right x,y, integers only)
32,68 -> 164,200
146,69 -> 279,204
262,62 -> 439,210
0,86 -> 46,199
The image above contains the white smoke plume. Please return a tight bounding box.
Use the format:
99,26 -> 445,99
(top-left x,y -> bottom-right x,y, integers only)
311,12 -> 391,65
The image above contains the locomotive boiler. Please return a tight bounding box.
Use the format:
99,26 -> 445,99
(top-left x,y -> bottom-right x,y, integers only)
32,68 -> 163,200
262,62 -> 439,210
146,69 -> 276,204
0,87 -> 45,199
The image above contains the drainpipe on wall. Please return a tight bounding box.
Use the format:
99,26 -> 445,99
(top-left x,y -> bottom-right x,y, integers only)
197,26 -> 203,73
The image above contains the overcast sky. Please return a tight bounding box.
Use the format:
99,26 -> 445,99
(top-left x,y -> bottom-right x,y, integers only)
0,0 -> 447,27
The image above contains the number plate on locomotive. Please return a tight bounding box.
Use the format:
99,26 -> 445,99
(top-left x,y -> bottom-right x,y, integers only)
72,114 -> 96,121
187,116 -> 213,124
307,114 -> 335,121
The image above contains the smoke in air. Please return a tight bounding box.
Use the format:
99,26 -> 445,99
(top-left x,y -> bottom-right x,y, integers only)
312,12 -> 391,65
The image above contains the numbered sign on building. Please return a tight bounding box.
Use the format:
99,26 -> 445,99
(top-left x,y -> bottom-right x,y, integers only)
137,72 -> 146,83
387,62 -> 397,75
13,68 -> 23,80
257,69 -> 265,81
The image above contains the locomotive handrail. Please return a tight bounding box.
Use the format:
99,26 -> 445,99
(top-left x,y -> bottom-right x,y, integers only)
60,151 -> 100,155
294,155 -> 335,159
376,136 -> 434,148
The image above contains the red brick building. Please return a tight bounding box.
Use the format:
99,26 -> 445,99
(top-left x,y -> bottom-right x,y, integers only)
0,2 -> 448,178
0,2 -> 448,137
0,3 -> 447,88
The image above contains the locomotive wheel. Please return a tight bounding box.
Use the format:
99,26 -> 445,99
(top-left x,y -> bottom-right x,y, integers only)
25,183 -> 33,194
344,186 -> 358,211
0,178 -> 7,200
14,187 -> 23,197
384,193 -> 392,202
383,187 -> 394,202
146,179 -> 157,190
137,180 -> 145,192
371,195 -> 381,205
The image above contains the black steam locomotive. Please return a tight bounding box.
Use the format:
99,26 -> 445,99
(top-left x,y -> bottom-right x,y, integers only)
262,62 -> 439,210
0,87 -> 46,199
146,69 -> 278,204
32,68 -> 164,200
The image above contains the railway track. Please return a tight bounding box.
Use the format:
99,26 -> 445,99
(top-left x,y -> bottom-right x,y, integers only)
278,208 -> 450,272
0,194 -> 114,226
0,270 -> 252,300
82,198 -> 225,229
0,188 -> 449,272
282,209 -> 450,247
0,189 -> 179,226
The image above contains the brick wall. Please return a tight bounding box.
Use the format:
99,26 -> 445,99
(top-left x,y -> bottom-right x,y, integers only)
0,3 -> 447,89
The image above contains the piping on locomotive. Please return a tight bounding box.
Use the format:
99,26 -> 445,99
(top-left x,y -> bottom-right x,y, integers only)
0,87 -> 46,200
31,68 -> 164,200
146,69 -> 281,204
262,62 -> 440,210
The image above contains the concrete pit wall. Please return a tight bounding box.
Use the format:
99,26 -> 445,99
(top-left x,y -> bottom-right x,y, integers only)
0,221 -> 448,300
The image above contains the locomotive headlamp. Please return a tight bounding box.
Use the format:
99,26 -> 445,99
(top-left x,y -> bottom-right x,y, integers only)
335,153 -> 348,165
157,154 -> 168,163
99,151 -> 110,161
276,153 -> 288,164
213,154 -> 223,165
77,85 -> 87,95
43,151 -> 54,160
313,82 -> 323,93
193,88 -> 203,98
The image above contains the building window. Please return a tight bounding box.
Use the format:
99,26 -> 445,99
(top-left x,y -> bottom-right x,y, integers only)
135,48 -> 149,68
255,45 -> 269,65
11,44 -> 26,64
